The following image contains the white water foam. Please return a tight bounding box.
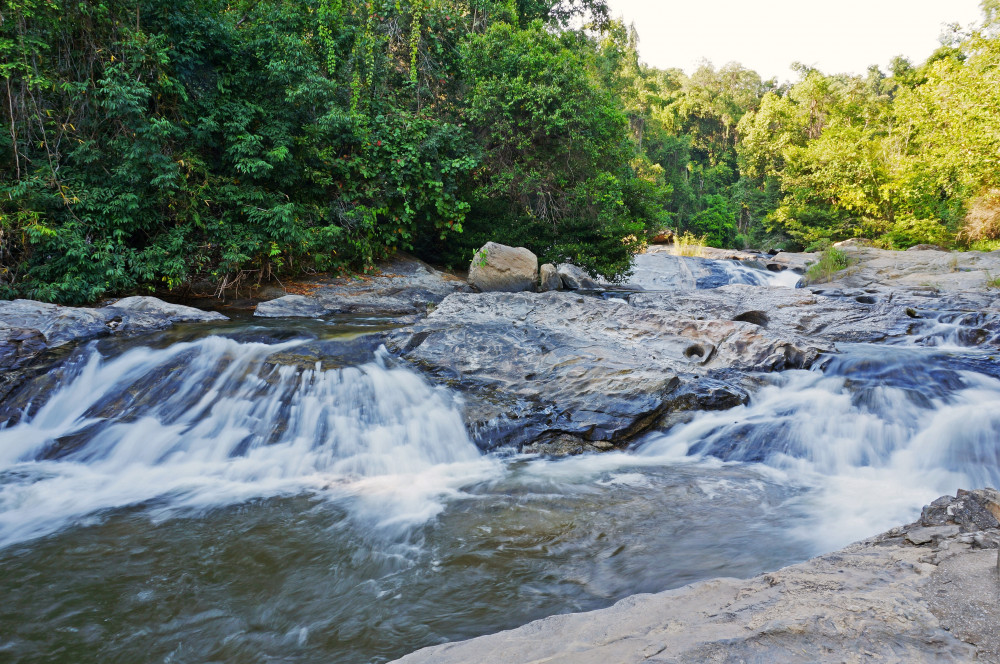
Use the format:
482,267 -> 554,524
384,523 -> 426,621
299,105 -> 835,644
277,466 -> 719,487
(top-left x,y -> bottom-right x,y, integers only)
0,337 -> 499,546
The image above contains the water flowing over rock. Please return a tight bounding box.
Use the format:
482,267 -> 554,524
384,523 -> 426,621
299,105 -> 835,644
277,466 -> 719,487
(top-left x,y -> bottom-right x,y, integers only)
628,248 -> 803,290
387,291 -> 826,450
468,242 -> 538,293
255,252 -> 469,318
0,297 -> 227,401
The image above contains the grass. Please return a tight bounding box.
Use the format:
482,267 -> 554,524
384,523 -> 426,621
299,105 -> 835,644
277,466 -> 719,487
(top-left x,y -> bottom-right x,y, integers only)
671,231 -> 707,257
804,247 -> 852,284
969,239 -> 1000,252
986,271 -> 1000,290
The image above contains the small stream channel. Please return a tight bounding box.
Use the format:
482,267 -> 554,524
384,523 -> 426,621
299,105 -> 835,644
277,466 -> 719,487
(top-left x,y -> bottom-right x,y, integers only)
1,259 -> 998,663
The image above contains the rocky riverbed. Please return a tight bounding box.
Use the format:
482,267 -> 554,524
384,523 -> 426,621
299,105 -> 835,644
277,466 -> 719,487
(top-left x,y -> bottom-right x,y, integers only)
2,244 -> 1000,663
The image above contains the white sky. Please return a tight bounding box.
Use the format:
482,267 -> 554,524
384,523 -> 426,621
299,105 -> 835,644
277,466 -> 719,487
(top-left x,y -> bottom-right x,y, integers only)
605,0 -> 985,82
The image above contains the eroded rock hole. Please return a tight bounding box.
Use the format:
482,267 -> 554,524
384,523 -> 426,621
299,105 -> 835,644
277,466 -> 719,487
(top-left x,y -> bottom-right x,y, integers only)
733,311 -> 770,328
685,344 -> 705,359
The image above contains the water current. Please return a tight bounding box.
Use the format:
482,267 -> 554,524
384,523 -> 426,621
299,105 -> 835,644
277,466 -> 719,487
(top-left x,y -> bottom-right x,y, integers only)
1,260 -> 998,663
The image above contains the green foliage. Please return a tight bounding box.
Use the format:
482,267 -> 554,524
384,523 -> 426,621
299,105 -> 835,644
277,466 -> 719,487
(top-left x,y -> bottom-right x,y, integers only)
6,0 -> 1000,304
3,0 -> 664,302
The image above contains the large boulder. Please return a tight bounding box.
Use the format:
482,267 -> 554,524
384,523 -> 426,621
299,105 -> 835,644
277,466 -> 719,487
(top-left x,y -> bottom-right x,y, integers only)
556,263 -> 601,290
468,243 -> 538,293
387,291 -> 826,451
255,252 -> 470,318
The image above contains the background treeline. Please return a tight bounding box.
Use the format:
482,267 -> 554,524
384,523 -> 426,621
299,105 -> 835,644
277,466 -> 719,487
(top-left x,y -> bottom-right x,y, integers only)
3,0 -> 1000,303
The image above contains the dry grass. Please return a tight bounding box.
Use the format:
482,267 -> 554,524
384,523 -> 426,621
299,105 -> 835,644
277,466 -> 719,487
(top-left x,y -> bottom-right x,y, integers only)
671,231 -> 707,257
962,190 -> 1000,242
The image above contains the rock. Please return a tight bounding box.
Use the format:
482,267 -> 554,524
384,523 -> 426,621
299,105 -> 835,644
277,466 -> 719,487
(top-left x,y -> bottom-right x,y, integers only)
0,296 -> 228,403
907,244 -> 947,251
468,243 -> 538,293
906,526 -> 960,545
538,264 -> 561,292
254,294 -> 328,318
254,252 -> 470,318
0,327 -> 47,371
387,291 -> 825,451
629,285 -> 911,344
918,490 -> 1000,532
649,229 -> 674,244
556,263 -> 600,290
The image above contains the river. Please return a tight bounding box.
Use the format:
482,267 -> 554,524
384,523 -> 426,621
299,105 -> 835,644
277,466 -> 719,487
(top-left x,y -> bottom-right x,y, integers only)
1,258 -> 998,663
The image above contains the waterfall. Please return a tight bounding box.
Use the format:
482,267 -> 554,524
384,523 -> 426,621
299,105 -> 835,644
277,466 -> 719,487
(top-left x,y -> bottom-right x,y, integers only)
0,336 -> 494,546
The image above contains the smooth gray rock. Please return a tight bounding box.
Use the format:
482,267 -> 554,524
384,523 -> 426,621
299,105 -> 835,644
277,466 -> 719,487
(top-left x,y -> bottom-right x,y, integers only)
468,242 -> 538,293
556,263 -> 600,290
538,263 -> 561,292
254,294 -> 328,318
254,253 -> 470,318
630,284 -> 912,344
387,291 -> 825,451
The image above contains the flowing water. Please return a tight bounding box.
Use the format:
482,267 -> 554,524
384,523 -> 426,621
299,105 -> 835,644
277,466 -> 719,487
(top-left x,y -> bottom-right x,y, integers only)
1,265 -> 999,663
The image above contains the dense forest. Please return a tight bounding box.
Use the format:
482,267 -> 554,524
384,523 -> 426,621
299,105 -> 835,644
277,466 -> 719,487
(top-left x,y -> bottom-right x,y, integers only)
3,0 -> 1000,303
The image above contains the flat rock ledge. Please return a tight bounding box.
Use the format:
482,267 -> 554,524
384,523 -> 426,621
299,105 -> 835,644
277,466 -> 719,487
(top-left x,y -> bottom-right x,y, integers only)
0,296 -> 226,400
254,252 -> 470,318
387,291 -> 828,451
394,489 -> 1000,664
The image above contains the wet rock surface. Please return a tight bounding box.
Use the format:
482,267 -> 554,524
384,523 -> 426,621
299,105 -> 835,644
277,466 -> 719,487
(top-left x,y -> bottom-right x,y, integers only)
387,291 -> 825,451
394,490 -> 1000,664
0,297 -> 227,401
254,252 -> 469,318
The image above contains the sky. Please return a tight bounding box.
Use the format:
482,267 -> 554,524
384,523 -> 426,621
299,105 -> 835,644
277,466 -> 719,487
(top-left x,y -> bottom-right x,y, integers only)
604,0 -> 985,82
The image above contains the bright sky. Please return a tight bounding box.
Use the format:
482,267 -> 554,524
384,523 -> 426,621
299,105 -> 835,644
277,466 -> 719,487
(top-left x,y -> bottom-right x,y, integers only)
605,0 -> 985,82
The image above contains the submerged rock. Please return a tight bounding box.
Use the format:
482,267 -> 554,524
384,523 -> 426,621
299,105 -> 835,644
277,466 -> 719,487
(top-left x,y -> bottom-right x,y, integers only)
468,242 -> 538,293
387,291 -> 825,451
255,252 -> 470,318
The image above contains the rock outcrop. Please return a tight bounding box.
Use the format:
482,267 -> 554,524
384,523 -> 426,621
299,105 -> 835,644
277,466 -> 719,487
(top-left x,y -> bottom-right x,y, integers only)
387,291 -> 826,451
255,252 -> 470,318
0,297 -> 227,401
468,242 -> 538,293
393,490 -> 1000,664
629,284 -> 912,343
